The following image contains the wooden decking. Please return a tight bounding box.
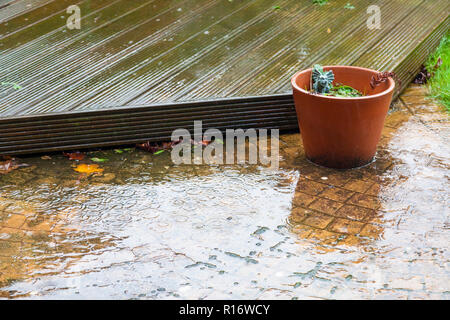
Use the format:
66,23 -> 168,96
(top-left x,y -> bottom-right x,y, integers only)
0,0 -> 449,155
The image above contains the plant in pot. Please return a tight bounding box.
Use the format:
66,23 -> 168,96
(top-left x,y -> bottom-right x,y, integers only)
291,64 -> 396,169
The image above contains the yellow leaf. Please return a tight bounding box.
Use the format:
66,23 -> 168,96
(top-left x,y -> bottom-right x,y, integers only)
74,164 -> 104,174
327,28 -> 331,33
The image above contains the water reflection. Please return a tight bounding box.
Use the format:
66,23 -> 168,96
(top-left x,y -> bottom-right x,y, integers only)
0,88 -> 449,299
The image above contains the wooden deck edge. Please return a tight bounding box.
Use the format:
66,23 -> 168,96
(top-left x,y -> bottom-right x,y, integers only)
0,95 -> 297,155
392,15 -> 450,99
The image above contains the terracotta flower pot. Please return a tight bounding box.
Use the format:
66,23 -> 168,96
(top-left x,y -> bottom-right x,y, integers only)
291,66 -> 395,169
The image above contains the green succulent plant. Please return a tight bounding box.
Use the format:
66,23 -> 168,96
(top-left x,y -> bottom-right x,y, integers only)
327,84 -> 363,97
311,64 -> 334,94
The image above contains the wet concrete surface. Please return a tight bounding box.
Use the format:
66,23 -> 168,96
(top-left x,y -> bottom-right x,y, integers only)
0,85 -> 449,299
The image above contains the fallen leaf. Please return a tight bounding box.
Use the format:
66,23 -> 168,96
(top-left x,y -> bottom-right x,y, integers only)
414,65 -> 432,84
137,140 -> 180,154
191,139 -> 212,146
41,155 -> 52,160
63,151 -> 85,161
91,157 -> 108,162
0,159 -> 29,174
434,57 -> 443,70
327,28 -> 331,33
74,164 -> 104,174
162,141 -> 175,149
114,149 -> 124,154
137,142 -> 161,153
0,160 -> 14,173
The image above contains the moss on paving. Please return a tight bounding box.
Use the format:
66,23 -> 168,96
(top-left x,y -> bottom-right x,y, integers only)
312,0 -> 330,6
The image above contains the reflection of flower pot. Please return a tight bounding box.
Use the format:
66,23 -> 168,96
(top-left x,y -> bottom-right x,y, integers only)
291,66 -> 395,169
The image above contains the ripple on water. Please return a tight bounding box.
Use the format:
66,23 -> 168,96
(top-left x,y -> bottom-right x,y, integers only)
0,108 -> 449,298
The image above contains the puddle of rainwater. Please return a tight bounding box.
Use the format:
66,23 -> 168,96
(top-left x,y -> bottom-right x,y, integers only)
0,97 -> 449,299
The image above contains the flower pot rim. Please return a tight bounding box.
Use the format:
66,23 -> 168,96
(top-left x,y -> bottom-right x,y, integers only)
291,65 -> 395,101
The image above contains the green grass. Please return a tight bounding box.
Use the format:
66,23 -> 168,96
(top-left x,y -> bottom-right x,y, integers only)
425,33 -> 449,111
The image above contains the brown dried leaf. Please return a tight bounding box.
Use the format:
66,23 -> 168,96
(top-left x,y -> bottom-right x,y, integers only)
137,140 -> 181,154
63,151 -> 85,161
0,160 -> 14,174
434,57 -> 443,70
0,159 -> 29,174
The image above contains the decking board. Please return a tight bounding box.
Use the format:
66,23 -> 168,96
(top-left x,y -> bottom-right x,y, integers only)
0,0 -> 448,155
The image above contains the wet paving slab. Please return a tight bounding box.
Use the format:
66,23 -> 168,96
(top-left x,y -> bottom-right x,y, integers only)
0,84 -> 449,299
